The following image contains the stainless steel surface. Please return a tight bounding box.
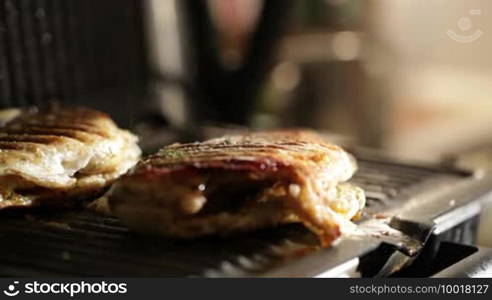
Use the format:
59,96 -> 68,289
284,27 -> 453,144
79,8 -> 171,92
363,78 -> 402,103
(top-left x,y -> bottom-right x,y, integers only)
0,156 -> 488,277
433,247 -> 492,278
254,158 -> 492,277
0,0 -> 148,126
260,237 -> 381,278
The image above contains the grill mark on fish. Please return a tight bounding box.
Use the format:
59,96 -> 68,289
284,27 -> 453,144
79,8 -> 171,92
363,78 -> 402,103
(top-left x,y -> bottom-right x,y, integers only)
136,157 -> 285,175
137,132 -> 342,176
168,142 -> 310,150
148,147 -> 327,165
163,142 -> 332,155
4,107 -> 110,135
159,146 -> 311,156
2,127 -> 90,143
0,107 -> 111,149
0,135 -> 60,145
15,123 -> 108,138
0,141 -> 47,150
30,125 -> 104,139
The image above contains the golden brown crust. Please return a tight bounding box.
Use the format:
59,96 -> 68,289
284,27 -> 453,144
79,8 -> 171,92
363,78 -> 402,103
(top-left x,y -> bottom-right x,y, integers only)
0,106 -> 141,209
110,130 -> 364,247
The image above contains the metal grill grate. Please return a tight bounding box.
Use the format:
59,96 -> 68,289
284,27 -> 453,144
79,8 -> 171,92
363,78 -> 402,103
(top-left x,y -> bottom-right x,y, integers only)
351,160 -> 446,215
0,0 -> 147,124
0,159 -> 469,277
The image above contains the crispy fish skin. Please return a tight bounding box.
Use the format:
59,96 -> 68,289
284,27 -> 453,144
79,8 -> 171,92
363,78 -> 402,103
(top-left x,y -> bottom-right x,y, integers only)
109,130 -> 365,246
0,106 -> 141,209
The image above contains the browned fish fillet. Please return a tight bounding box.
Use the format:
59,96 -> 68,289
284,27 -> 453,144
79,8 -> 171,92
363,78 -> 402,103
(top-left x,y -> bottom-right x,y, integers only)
109,130 -> 364,246
0,106 -> 141,209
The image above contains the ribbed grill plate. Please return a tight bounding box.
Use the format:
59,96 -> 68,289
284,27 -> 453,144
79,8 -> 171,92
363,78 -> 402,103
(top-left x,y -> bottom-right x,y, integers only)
0,159 -> 468,276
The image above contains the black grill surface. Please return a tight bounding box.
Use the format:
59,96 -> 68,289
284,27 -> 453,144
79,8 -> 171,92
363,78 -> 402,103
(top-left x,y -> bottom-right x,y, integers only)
0,0 -> 148,125
0,159 -> 468,277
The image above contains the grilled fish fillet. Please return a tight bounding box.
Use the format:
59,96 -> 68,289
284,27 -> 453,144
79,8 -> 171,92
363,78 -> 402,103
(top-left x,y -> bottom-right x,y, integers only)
0,106 -> 141,209
109,130 -> 364,246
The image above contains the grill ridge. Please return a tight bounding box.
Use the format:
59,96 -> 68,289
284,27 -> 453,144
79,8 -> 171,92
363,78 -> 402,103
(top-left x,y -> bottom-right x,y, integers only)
0,0 -> 147,113
0,159 -> 469,277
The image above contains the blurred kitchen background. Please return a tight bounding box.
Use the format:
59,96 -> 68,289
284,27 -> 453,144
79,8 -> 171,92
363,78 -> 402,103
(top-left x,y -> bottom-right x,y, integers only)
1,0 -> 491,244
144,0 -> 492,164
